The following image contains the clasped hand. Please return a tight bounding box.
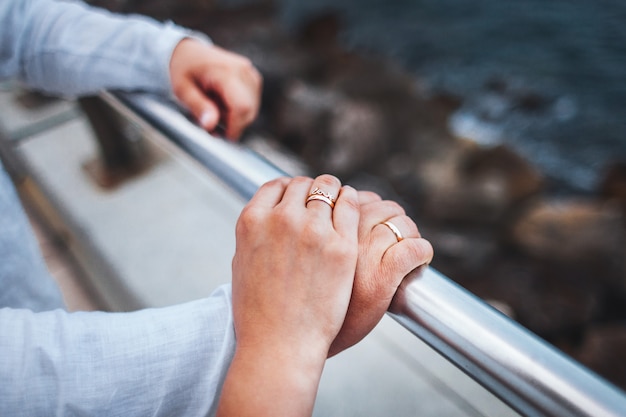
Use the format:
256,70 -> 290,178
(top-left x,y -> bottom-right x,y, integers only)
219,174 -> 433,416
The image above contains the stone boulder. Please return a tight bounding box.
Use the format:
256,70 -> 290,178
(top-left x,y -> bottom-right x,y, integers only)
418,143 -> 543,225
458,257 -> 600,341
275,81 -> 387,177
599,161 -> 626,215
510,199 -> 624,265
575,324 -> 626,391
509,199 -> 626,293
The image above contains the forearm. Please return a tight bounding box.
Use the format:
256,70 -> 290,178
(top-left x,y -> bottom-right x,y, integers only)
217,343 -> 327,417
0,284 -> 235,417
2,0 -> 195,97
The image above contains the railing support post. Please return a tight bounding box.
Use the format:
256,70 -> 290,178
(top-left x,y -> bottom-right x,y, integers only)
79,96 -> 156,189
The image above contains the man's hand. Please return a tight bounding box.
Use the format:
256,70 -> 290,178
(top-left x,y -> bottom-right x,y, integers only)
169,39 -> 262,140
329,191 -> 434,356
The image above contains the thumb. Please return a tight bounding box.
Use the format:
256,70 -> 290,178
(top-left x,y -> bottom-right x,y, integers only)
176,78 -> 221,132
198,103 -> 220,132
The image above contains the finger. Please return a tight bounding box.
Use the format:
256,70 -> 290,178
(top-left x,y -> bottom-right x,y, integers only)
371,215 -> 420,254
199,103 -> 221,133
279,176 -> 313,213
358,190 -> 382,205
382,237 -> 434,278
248,177 -> 291,209
223,82 -> 260,140
305,174 -> 342,221
360,200 -> 407,231
332,185 -> 360,238
176,78 -> 221,132
205,62 -> 261,140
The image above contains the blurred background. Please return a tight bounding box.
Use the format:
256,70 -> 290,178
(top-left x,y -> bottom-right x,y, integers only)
81,0 -> 626,391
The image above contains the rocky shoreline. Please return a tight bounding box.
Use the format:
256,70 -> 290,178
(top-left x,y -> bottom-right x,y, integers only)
98,0 -> 626,390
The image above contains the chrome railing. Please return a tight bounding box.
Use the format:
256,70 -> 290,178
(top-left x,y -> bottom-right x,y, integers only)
103,91 -> 626,417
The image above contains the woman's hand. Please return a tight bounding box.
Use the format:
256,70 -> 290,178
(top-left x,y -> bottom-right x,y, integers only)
218,174 -> 360,416
169,39 -> 262,140
329,191 -> 434,356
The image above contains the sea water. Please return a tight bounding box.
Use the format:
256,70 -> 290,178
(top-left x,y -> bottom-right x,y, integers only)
225,0 -> 626,192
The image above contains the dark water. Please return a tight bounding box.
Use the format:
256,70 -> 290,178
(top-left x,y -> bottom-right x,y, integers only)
271,0 -> 626,338
272,0 -> 626,192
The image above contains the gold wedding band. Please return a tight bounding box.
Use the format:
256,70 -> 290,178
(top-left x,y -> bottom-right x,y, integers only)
306,187 -> 336,209
381,221 -> 403,242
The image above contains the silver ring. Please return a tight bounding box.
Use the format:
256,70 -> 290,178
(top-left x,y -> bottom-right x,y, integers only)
381,221 -> 403,242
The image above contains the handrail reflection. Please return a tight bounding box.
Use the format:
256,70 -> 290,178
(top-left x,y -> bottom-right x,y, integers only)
105,91 -> 626,417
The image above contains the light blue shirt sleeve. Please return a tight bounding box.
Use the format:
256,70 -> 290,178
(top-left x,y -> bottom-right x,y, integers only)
0,0 -> 204,97
0,164 -> 66,312
0,284 -> 236,417
0,2 -> 236,415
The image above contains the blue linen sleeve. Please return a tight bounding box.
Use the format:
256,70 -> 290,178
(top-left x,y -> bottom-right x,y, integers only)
0,284 -> 235,417
1,0 -> 207,97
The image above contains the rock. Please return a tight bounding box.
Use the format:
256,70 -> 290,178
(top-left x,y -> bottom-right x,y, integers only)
518,281 -> 599,340
599,161 -> 626,215
274,80 -> 340,156
297,12 -> 342,54
482,76 -> 553,113
575,324 -> 626,391
462,258 -> 601,340
325,100 -> 386,175
510,199 -> 625,268
275,81 -> 387,176
513,90 -> 551,113
426,227 -> 498,276
418,143 -> 543,225
462,145 -> 544,202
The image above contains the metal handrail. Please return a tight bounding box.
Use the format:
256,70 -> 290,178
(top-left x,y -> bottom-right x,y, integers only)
105,91 -> 626,417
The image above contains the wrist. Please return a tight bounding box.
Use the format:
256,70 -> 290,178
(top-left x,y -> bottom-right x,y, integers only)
217,340 -> 328,416
236,336 -> 329,378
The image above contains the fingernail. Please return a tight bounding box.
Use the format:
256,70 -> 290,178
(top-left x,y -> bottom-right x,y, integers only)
199,110 -> 215,128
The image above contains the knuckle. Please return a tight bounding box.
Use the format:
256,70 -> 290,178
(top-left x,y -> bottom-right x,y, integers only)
411,238 -> 434,263
358,190 -> 382,202
315,174 -> 341,189
262,176 -> 288,189
384,200 -> 406,215
238,57 -> 258,76
237,100 -> 255,119
339,194 -> 360,213
236,205 -> 263,235
238,56 -> 254,69
291,176 -> 313,187
402,216 -> 420,237
252,68 -> 263,86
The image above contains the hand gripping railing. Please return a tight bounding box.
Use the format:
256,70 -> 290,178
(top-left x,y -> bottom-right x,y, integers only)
103,91 -> 626,417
